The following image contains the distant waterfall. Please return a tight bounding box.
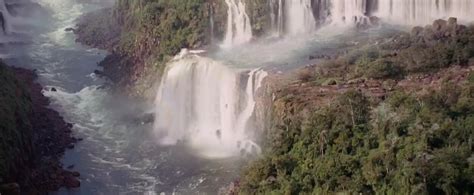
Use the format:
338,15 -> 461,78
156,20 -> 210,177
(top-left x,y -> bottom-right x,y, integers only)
327,0 -> 474,26
153,53 -> 267,158
330,0 -> 369,25
286,0 -> 316,34
374,0 -> 474,26
222,0 -> 252,47
270,0 -> 284,36
268,0 -> 474,36
269,0 -> 316,36
0,0 -> 12,34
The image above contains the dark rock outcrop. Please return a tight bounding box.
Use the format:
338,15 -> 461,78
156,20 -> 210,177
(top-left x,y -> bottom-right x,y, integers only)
0,62 -> 79,194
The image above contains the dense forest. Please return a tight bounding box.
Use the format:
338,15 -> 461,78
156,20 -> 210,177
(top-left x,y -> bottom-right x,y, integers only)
239,19 -> 474,194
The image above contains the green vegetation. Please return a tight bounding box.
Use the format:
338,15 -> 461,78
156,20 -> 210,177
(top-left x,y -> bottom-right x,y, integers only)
316,20 -> 474,82
115,0 -> 210,62
239,19 -> 474,194
240,80 -> 474,194
0,61 -> 32,180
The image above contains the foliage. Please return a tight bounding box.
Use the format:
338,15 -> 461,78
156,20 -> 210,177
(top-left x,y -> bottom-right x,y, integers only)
115,0 -> 209,62
239,81 -> 474,194
0,61 -> 32,180
313,21 -> 474,82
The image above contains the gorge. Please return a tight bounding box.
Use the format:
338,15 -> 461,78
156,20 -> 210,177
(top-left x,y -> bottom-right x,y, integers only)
0,0 -> 473,194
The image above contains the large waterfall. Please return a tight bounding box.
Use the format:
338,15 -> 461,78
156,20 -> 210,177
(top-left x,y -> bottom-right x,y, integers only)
153,0 -> 474,159
153,53 -> 266,158
222,0 -> 252,47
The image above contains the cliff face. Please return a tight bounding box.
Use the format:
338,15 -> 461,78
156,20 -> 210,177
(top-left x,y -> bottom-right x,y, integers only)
0,62 -> 80,194
75,0 -> 273,98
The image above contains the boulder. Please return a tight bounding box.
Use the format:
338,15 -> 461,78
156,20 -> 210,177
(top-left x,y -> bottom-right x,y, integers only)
411,26 -> 424,36
432,19 -> 447,31
63,176 -> 80,188
447,17 -> 457,26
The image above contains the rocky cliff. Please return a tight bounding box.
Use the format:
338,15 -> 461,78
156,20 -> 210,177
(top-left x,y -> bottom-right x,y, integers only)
74,0 -> 272,98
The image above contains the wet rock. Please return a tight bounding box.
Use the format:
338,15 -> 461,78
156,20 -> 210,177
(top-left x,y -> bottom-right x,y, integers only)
411,26 -> 424,36
432,19 -> 447,31
71,171 -> 80,177
65,27 -> 75,32
51,87 -> 57,92
63,176 -> 80,188
93,69 -> 105,77
447,17 -> 457,26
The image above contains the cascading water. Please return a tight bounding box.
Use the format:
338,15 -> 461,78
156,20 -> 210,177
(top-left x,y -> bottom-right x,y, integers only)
330,0 -> 369,25
269,0 -> 474,36
270,0 -> 284,36
285,0 -> 316,34
326,0 -> 474,26
0,0 -> 12,34
269,0 -> 316,35
374,0 -> 474,26
222,0 -> 252,47
153,53 -> 267,158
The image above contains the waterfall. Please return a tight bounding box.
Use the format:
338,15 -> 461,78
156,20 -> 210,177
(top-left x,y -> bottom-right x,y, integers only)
0,0 -> 12,34
325,0 -> 474,26
374,0 -> 474,26
153,53 -> 267,158
285,0 -> 316,34
270,0 -> 284,36
209,5 -> 215,43
330,0 -> 369,25
222,0 -> 252,47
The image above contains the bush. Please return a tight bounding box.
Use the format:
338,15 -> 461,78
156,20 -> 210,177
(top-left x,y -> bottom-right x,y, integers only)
365,59 -> 402,79
239,83 -> 474,194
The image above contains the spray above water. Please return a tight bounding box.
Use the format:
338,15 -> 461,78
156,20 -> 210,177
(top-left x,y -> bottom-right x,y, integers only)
153,54 -> 267,158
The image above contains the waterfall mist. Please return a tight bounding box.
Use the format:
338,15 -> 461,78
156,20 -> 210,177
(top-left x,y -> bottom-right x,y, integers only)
153,54 -> 266,158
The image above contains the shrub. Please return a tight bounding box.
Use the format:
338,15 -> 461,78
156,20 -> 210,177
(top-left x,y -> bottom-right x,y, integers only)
365,59 -> 401,79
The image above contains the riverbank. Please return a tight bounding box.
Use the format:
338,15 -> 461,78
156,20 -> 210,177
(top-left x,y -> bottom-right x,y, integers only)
0,62 -> 81,194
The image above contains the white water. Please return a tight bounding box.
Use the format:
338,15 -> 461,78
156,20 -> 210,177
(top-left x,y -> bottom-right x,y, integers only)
0,0 -> 12,34
286,0 -> 316,34
326,0 -> 474,26
222,0 -> 252,47
330,0 -> 369,25
375,0 -> 474,26
268,0 -> 474,36
270,0 -> 284,36
154,54 -> 266,158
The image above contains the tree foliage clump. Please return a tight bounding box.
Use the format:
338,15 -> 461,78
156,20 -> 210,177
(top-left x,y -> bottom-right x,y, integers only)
239,80 -> 474,194
315,19 -> 474,82
115,0 -> 209,62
